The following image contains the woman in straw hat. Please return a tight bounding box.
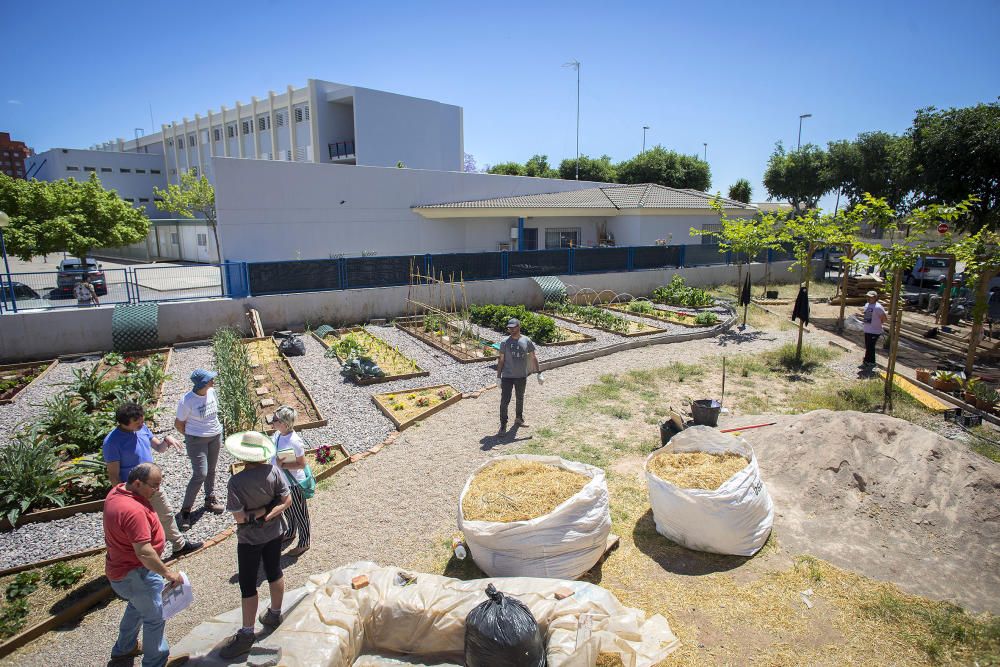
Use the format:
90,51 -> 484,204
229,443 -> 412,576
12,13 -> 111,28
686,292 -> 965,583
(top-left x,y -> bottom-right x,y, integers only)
219,431 -> 291,660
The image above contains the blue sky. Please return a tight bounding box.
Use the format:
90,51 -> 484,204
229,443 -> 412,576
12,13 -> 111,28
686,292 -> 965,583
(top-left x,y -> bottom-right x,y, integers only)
3,0 -> 999,208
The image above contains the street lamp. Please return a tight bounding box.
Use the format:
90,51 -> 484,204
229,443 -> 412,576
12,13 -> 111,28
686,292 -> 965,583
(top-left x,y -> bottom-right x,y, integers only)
797,113 -> 812,150
0,211 -> 14,312
642,126 -> 650,153
562,60 -> 581,179
703,142 -> 708,162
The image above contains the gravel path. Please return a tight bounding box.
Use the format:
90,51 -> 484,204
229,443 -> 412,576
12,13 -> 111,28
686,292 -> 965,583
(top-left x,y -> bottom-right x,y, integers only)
0,345 -> 235,569
0,356 -> 83,440
2,323 -> 801,667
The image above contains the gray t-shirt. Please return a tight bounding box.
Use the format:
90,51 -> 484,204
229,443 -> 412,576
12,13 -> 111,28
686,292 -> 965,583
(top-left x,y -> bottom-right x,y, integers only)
499,335 -> 536,379
226,464 -> 290,545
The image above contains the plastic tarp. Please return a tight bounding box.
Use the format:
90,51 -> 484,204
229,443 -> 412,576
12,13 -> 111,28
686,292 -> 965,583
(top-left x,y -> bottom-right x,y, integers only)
645,426 -> 774,556
171,561 -> 679,666
458,455 -> 612,580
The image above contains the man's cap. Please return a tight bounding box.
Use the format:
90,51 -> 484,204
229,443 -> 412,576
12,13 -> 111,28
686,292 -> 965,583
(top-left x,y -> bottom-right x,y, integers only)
507,318 -> 520,328
190,368 -> 218,389
866,290 -> 878,297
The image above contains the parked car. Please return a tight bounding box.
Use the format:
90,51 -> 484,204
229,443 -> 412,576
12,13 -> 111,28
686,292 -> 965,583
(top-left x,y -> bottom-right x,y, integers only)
904,256 -> 950,287
54,258 -> 108,298
0,281 -> 41,305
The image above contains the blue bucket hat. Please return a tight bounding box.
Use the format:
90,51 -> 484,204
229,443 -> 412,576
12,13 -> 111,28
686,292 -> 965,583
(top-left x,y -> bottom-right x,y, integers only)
190,368 -> 218,390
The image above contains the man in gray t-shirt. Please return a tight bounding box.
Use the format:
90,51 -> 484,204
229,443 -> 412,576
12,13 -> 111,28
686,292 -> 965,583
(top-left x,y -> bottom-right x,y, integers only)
496,318 -> 540,435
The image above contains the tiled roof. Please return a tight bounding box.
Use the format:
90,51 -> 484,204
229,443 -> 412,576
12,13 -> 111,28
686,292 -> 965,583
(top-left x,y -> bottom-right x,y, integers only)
416,184 -> 753,211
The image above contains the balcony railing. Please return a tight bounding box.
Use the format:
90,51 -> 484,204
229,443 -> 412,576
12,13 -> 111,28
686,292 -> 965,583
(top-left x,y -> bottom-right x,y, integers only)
329,140 -> 356,160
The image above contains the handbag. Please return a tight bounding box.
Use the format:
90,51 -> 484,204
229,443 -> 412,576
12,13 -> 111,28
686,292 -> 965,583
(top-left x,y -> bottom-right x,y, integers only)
273,434 -> 317,500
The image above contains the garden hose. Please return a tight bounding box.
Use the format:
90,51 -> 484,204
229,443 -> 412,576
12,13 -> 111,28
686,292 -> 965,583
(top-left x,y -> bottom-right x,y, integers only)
112,303 -> 160,352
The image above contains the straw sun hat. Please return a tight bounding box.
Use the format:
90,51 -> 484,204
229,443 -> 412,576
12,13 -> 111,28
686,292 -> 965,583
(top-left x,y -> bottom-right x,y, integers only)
225,431 -> 276,463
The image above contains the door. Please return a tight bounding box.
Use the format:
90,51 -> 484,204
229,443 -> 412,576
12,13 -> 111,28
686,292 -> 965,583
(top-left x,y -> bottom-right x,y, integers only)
521,228 -> 538,250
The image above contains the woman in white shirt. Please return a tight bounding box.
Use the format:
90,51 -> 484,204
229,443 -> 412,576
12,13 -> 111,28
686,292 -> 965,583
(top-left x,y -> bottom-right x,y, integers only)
175,369 -> 225,531
271,405 -> 311,556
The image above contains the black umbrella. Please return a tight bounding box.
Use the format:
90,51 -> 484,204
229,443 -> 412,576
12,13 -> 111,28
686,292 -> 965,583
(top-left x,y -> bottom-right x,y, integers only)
739,272 -> 752,327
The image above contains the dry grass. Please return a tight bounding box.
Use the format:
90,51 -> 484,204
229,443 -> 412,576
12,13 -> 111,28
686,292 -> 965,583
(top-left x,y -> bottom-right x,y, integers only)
461,460 -> 589,522
647,451 -> 748,491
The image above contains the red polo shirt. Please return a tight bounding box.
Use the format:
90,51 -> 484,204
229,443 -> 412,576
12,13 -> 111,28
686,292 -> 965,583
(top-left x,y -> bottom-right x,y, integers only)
103,484 -> 165,581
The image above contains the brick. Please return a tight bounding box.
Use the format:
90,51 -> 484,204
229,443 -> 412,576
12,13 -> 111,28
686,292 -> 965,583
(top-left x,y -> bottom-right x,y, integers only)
255,387 -> 269,396
260,398 -> 275,407
352,575 -> 369,590
554,587 -> 575,600
253,375 -> 266,382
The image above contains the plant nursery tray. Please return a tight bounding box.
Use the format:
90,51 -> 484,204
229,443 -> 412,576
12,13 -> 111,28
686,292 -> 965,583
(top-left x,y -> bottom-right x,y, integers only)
312,328 -> 430,386
0,498 -> 106,532
245,338 -> 328,434
540,311 -> 667,338
230,443 -> 351,481
602,303 -> 717,329
395,318 -> 498,364
373,383 -> 463,431
0,359 -> 59,405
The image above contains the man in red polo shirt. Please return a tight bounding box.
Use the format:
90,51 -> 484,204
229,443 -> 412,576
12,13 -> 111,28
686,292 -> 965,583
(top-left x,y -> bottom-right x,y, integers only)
104,462 -> 183,667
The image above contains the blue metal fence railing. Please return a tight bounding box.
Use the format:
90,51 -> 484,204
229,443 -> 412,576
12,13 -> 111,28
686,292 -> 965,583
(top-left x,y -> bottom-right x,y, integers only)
133,264 -> 225,303
1,268 -> 131,312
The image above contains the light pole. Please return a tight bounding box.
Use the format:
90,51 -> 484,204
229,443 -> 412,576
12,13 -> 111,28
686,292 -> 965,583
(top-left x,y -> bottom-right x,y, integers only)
703,142 -> 708,162
563,60 -> 581,179
642,126 -> 650,153
797,113 -> 812,150
0,211 -> 14,312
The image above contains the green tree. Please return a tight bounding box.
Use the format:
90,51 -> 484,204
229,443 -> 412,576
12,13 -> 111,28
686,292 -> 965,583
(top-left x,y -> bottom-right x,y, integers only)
727,179 -> 752,204
910,100 -> 1000,232
559,154 -> 616,182
0,174 -> 148,262
827,132 -> 916,211
486,162 -> 526,176
153,169 -> 221,261
523,155 -> 558,179
948,223 -> 999,377
615,146 -> 711,190
763,142 -> 834,211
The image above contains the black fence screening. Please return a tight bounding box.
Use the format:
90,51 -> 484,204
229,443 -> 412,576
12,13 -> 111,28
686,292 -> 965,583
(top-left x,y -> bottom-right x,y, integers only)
429,252 -> 503,282
632,245 -> 681,270
248,259 -> 342,295
574,247 -> 629,274
345,255 -> 422,289
507,250 -> 570,278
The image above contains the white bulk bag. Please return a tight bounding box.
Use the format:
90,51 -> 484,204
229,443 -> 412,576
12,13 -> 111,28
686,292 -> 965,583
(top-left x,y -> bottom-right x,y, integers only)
458,455 -> 612,579
645,426 -> 773,556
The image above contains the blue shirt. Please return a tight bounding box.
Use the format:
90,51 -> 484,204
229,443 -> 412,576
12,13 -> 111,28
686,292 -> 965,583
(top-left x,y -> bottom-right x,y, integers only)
102,425 -> 154,483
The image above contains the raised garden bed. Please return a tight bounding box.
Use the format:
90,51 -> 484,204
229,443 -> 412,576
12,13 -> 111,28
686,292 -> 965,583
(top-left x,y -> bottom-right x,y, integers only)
245,338 -> 327,434
312,328 -> 429,385
373,384 -> 463,431
466,305 -> 595,346
537,327 -> 596,346
95,348 -> 173,411
230,444 -> 351,481
541,307 -> 666,338
604,303 -> 720,328
395,317 -> 498,364
0,360 -> 58,405
0,551 -> 112,658
0,499 -> 105,532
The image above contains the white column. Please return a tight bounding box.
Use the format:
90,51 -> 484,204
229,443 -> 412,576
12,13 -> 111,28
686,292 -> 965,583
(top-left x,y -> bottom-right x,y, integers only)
194,113 -> 205,176
235,102 -> 245,158
207,110 -> 216,158
251,96 -> 261,159
160,124 -> 171,178
220,106 -> 231,157
307,79 -> 321,163
170,123 -> 180,183
287,84 -> 297,162
268,90 -> 279,160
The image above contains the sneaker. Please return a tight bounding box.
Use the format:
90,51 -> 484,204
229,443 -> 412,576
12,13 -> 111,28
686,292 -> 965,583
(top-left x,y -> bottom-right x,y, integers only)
204,496 -> 225,514
178,510 -> 192,532
107,642 -> 142,666
173,540 -> 203,557
286,545 -> 309,557
258,607 -> 283,628
514,418 -> 528,427
218,629 -> 255,659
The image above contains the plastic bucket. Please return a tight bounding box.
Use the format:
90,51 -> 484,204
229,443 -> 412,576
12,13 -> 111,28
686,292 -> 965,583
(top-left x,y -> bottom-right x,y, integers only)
690,400 -> 722,427
660,420 -> 682,445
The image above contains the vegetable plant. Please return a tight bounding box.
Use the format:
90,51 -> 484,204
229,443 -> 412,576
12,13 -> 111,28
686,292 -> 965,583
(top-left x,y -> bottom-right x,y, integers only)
695,312 -> 719,326
651,275 -> 715,308
0,598 -> 29,638
44,562 -> 87,590
5,572 -> 40,601
212,328 -> 259,434
543,301 -> 632,334
467,305 -> 560,343
0,428 -> 73,525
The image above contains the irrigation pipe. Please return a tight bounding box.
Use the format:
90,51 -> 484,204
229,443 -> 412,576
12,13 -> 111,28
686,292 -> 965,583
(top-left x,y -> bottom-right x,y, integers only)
957,421 -> 1000,447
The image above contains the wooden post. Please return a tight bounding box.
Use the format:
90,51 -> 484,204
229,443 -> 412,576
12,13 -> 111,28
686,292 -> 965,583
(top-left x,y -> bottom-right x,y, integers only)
883,267 -> 904,412
937,254 -> 956,326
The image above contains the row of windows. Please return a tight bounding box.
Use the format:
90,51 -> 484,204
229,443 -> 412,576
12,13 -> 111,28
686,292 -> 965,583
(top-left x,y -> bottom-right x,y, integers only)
122,197 -> 156,204
166,106 -> 309,149
66,166 -> 161,175
2,150 -> 27,159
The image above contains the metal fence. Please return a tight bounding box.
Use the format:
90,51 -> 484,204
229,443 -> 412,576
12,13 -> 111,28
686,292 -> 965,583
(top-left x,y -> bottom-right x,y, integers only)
1,244 -> 810,313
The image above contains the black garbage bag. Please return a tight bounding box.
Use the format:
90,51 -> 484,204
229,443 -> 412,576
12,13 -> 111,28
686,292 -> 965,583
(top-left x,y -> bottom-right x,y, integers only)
278,334 -> 306,357
464,584 -> 545,667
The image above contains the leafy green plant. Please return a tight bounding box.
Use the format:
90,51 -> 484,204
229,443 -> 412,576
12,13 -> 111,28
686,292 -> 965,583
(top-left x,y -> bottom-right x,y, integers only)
544,301 -> 632,334
972,382 -> 999,406
67,366 -> 116,412
44,562 -> 87,590
5,572 -> 40,601
0,598 -> 29,638
695,312 -> 719,326
114,355 -> 168,407
467,304 -> 560,343
651,275 -> 715,308
0,428 -> 72,525
625,300 -> 655,315
212,328 -> 258,434
101,352 -> 124,366
36,395 -> 113,457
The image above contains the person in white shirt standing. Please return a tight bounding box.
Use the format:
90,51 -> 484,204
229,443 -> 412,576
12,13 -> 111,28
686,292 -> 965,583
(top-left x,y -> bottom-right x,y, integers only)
174,369 -> 225,531
860,290 -> 887,368
270,406 -> 312,557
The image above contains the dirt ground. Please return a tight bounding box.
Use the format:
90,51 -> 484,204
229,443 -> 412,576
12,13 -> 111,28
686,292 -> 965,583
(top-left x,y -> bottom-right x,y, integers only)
4,306 -> 998,666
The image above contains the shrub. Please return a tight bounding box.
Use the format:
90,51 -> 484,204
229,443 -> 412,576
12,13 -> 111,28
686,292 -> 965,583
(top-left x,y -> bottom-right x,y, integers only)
0,428 -> 71,525
651,275 -> 714,308
467,305 -> 560,343
695,312 -> 719,326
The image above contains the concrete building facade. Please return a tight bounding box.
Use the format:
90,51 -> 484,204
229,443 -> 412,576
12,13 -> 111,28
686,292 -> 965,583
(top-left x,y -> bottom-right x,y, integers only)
0,132 -> 32,179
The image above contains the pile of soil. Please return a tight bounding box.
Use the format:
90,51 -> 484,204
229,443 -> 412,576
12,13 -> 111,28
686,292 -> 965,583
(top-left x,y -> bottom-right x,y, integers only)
647,451 -> 748,491
462,460 -> 589,522
739,409 -> 1000,613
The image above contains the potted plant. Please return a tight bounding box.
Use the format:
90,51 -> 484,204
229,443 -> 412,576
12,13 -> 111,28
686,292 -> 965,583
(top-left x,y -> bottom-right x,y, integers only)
962,377 -> 981,405
971,382 -> 999,412
932,371 -> 960,393
915,368 -> 932,384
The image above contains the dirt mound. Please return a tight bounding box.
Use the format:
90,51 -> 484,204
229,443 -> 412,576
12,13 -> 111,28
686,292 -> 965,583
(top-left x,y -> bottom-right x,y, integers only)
738,410 -> 1000,614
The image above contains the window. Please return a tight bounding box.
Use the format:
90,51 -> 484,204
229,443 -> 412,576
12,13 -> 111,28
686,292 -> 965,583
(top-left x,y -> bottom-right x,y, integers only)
66,166 -> 79,171
213,128 -> 221,141
151,169 -> 161,175
294,105 -> 309,123
241,120 -> 252,135
177,137 -> 184,149
188,134 -> 196,146
227,124 -> 236,138
154,197 -> 163,202
257,116 -> 270,132
544,228 -> 580,249
700,223 -> 722,245
100,167 -> 112,173
84,166 -> 96,172
124,197 -> 134,203
197,233 -> 208,247
120,168 -> 131,173
170,232 -> 179,245
139,198 -> 149,203
136,168 -> 146,174
276,111 -> 285,127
